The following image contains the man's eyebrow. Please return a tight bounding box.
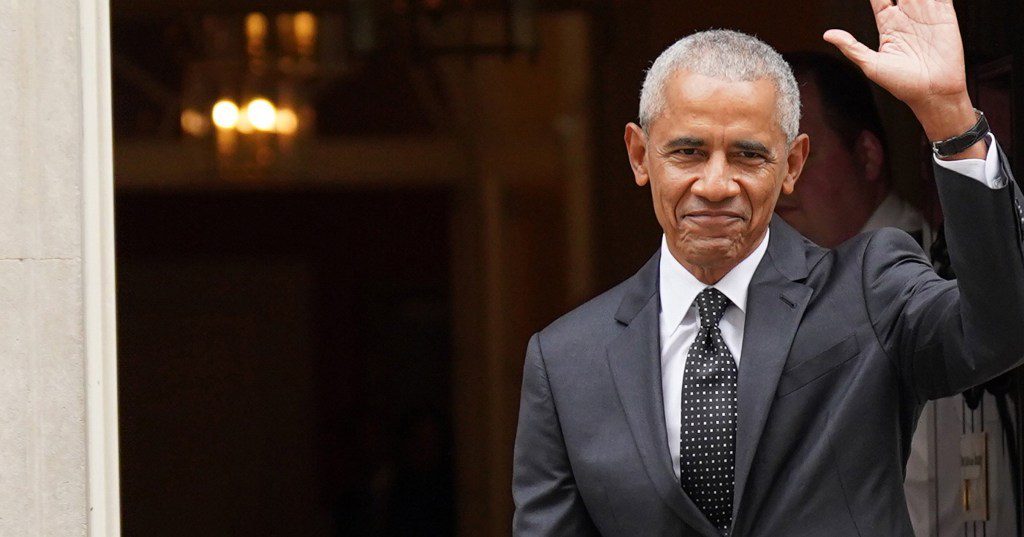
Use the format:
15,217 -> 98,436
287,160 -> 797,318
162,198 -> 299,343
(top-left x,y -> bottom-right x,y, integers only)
663,136 -> 705,148
733,140 -> 771,154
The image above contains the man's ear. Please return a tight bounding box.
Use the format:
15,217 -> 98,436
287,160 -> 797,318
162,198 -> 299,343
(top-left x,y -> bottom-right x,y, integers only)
853,130 -> 885,183
782,133 -> 810,196
624,122 -> 650,187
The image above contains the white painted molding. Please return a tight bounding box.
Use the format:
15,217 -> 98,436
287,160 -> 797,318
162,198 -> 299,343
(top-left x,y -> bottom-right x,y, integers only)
80,0 -> 121,535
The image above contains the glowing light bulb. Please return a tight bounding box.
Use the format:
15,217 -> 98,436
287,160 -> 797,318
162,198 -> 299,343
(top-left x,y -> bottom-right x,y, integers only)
246,12 -> 268,56
211,100 -> 240,130
181,108 -> 207,136
294,12 -> 317,56
276,108 -> 299,135
246,98 -> 277,132
246,13 -> 268,42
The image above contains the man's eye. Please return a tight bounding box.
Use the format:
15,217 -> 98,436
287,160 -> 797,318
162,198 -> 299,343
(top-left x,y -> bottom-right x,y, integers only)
739,151 -> 763,159
676,148 -> 699,156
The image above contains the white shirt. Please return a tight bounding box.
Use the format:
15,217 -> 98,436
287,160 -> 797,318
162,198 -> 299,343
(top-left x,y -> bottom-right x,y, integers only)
657,138 -> 1002,482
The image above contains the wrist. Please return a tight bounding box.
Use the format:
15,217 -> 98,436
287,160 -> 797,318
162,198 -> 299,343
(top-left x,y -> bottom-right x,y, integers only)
912,94 -> 988,160
911,93 -> 977,142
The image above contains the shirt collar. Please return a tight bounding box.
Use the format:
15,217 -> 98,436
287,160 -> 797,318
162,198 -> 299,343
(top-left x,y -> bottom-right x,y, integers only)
658,229 -> 770,330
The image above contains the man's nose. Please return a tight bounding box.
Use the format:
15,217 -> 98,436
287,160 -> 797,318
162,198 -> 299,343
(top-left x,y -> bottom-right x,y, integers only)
691,153 -> 741,201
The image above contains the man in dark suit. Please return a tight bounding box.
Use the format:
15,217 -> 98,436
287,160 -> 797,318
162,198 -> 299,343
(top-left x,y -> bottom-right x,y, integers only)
512,1 -> 1024,535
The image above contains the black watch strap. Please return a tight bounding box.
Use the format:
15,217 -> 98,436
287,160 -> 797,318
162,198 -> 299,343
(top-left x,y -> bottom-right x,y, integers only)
931,109 -> 990,158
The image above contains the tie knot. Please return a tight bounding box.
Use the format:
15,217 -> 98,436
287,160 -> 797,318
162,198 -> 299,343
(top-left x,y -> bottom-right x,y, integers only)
695,287 -> 729,329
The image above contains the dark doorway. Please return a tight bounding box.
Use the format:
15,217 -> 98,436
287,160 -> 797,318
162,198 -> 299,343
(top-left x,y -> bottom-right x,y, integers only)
116,189 -> 455,536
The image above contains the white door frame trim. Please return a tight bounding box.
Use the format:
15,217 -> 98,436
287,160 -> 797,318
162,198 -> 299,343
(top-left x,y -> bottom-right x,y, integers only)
80,0 -> 121,534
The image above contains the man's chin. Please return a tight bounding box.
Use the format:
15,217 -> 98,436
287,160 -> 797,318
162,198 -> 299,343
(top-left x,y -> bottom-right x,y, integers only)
672,237 -> 742,267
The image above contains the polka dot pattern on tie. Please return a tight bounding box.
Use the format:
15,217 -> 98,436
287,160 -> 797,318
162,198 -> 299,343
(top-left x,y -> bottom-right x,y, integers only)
680,287 -> 737,535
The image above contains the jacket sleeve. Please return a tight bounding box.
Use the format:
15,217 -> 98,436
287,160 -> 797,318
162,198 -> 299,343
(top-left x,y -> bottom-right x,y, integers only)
512,333 -> 601,536
863,140 -> 1024,402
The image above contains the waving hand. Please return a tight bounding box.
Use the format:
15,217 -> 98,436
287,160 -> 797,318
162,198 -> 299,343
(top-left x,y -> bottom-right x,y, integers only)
824,0 -> 982,157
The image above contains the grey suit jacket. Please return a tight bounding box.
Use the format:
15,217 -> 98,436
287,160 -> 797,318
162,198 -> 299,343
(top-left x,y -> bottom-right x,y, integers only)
512,146 -> 1024,537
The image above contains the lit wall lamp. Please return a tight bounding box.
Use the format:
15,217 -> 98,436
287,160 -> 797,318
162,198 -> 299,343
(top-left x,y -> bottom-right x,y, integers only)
199,97 -> 299,134
179,10 -> 330,176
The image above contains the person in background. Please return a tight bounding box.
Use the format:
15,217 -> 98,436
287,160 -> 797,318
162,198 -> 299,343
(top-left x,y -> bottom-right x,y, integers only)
776,51 -> 932,252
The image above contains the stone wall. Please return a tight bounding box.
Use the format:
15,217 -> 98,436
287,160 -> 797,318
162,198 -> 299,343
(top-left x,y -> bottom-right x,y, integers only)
0,0 -> 118,534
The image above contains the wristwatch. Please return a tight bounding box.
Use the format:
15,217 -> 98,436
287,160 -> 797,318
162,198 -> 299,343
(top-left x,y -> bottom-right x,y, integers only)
931,108 -> 990,158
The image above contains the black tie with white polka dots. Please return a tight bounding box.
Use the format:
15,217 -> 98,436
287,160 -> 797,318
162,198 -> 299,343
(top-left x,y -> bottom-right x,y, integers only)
680,287 -> 737,534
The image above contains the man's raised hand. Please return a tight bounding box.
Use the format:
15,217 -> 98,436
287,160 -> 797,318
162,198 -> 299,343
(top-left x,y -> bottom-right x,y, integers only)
824,0 -> 981,155
823,0 -> 966,108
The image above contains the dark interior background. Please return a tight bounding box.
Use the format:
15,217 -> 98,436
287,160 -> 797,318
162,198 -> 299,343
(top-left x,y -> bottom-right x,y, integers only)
117,191 -> 453,535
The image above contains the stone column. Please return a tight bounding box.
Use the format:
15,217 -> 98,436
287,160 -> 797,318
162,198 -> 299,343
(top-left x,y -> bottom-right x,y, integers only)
0,0 -> 119,535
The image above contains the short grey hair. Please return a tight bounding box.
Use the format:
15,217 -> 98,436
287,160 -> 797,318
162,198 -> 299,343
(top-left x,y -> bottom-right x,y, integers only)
639,29 -> 801,143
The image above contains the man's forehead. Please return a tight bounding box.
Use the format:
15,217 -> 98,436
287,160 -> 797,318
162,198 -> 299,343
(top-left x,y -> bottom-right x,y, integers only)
660,73 -> 779,120
651,71 -> 785,141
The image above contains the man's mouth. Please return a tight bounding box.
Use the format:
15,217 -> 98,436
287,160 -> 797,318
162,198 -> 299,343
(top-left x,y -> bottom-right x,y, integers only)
684,210 -> 744,224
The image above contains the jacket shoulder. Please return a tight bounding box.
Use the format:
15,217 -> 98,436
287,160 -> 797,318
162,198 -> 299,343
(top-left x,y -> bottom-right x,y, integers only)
835,227 -> 930,267
811,225 -> 923,262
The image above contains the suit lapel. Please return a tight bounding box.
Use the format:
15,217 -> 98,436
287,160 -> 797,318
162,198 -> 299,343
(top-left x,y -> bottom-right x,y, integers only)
730,218 -> 816,532
606,252 -> 723,537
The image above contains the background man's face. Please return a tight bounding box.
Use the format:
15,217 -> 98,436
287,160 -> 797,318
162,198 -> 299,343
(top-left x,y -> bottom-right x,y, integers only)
775,75 -> 874,247
632,70 -> 802,273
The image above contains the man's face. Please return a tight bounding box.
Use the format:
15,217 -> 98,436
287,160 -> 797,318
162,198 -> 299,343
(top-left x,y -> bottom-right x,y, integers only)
774,75 -> 880,247
625,70 -> 808,277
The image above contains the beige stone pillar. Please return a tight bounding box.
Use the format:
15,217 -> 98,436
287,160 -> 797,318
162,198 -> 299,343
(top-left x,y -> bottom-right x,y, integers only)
0,0 -> 120,535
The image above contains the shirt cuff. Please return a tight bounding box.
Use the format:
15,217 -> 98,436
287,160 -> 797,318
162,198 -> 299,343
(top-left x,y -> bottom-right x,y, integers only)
932,133 -> 1005,189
